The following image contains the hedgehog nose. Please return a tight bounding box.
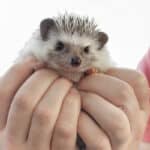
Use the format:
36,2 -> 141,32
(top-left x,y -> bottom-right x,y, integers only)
70,56 -> 81,67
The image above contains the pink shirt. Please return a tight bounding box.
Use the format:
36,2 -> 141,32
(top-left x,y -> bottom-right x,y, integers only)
138,49 -> 150,142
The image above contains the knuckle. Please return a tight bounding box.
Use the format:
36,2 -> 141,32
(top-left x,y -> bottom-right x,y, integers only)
14,94 -> 31,111
35,69 -> 48,76
114,129 -> 131,144
111,116 -> 131,144
36,68 -> 57,76
56,78 -> 72,87
118,83 -> 133,100
115,117 -> 129,131
34,107 -> 52,125
69,88 -> 79,96
108,108 -> 131,144
56,123 -> 74,139
68,88 -> 81,100
35,69 -> 58,79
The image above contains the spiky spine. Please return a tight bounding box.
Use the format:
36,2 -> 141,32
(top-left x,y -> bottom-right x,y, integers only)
53,13 -> 99,37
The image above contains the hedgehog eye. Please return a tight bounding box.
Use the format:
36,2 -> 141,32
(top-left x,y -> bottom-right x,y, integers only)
55,41 -> 64,51
84,46 -> 90,54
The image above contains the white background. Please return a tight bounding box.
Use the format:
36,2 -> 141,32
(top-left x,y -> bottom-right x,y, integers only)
0,0 -> 150,75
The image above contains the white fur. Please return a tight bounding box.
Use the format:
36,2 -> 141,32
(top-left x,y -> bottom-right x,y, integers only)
19,29 -> 114,81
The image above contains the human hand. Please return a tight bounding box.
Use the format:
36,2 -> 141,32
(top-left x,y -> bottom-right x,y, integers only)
77,68 -> 150,150
0,57 -> 81,150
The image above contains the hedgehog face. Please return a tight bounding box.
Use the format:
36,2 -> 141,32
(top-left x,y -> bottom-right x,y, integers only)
42,32 -> 109,73
39,16 -> 109,73
46,36 -> 96,72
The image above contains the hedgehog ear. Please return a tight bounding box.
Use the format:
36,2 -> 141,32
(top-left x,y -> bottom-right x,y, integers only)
98,32 -> 108,49
40,18 -> 57,41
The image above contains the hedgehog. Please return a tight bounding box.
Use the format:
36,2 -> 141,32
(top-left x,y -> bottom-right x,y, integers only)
18,13 -> 115,150
20,13 -> 114,82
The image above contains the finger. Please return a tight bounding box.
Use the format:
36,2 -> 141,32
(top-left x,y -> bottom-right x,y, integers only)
80,92 -> 131,149
51,88 -> 81,150
78,111 -> 111,150
106,68 -> 150,114
78,73 -> 138,108
27,78 -> 72,149
6,69 -> 59,143
0,56 -> 38,130
78,74 -> 140,129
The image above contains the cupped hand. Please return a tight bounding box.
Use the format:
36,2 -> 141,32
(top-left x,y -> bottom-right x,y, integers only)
77,68 -> 150,150
0,57 -> 81,150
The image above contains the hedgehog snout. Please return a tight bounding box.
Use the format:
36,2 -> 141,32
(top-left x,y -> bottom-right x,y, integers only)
70,56 -> 81,67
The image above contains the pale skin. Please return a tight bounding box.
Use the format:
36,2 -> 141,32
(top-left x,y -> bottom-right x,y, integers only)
0,56 -> 149,150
